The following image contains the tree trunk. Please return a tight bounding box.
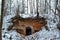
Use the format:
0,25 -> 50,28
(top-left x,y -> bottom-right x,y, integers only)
36,0 -> 39,19
1,0 -> 5,40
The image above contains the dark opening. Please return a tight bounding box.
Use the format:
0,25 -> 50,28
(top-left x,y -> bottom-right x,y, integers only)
26,27 -> 32,36
35,30 -> 39,32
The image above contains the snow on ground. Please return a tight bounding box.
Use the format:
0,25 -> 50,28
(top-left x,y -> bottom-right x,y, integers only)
2,12 -> 60,40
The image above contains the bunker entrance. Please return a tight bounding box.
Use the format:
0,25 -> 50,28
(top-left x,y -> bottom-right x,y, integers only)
26,27 -> 32,36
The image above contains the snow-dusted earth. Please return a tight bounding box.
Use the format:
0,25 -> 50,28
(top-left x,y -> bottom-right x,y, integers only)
2,12 -> 60,40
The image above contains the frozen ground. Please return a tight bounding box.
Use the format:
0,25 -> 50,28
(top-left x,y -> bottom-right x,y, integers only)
2,12 -> 60,40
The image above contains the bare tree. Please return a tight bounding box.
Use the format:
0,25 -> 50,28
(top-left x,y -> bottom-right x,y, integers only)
45,0 -> 47,13
21,0 -> 25,14
36,0 -> 39,19
56,0 -> 60,30
55,0 -> 58,14
1,0 -> 5,40
10,0 -> 11,15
